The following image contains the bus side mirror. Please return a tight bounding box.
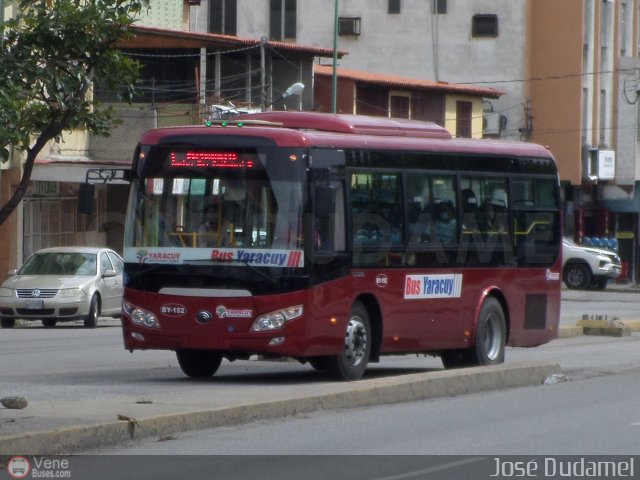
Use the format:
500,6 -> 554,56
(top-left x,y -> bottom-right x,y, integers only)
78,183 -> 95,215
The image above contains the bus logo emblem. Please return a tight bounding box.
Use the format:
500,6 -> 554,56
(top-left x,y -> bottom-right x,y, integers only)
376,274 -> 388,287
196,310 -> 212,324
216,305 -> 253,319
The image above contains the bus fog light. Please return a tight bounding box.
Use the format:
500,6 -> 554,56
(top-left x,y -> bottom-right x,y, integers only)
269,336 -> 285,346
251,305 -> 303,332
131,332 -> 145,342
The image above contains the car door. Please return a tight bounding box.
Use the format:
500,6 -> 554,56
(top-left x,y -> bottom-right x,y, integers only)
99,252 -> 121,315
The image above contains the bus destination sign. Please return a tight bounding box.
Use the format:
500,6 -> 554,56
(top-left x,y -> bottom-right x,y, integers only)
170,151 -> 254,169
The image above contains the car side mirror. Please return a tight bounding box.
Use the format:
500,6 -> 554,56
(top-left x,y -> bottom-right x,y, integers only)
103,269 -> 117,278
7,269 -> 17,276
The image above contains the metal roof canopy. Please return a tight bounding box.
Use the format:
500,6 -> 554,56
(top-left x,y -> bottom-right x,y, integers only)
119,26 -> 347,110
121,26 -> 346,58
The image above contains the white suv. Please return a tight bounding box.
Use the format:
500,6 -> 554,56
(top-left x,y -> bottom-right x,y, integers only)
562,237 -> 622,290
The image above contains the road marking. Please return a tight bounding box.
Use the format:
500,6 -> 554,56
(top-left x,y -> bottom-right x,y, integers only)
376,457 -> 485,480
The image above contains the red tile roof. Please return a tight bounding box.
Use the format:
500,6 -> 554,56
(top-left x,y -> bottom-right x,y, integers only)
314,64 -> 502,98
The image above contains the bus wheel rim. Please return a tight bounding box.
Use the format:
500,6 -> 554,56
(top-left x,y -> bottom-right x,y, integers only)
344,317 -> 367,367
483,313 -> 502,361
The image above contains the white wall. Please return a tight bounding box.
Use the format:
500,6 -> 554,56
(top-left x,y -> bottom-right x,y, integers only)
237,0 -> 527,139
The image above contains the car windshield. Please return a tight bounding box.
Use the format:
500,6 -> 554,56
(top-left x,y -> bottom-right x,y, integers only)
20,252 -> 97,276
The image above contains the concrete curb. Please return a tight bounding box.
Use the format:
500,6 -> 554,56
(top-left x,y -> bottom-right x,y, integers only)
557,320 -> 640,339
0,361 -> 560,455
557,326 -> 583,338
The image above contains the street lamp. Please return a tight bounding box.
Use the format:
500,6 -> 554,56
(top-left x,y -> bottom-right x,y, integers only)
266,82 -> 305,110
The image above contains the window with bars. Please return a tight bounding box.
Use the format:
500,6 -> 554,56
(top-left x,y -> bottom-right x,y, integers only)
209,0 -> 237,35
269,0 -> 297,40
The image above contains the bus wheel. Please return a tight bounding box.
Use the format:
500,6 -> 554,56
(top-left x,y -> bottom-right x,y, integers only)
468,297 -> 506,366
326,301 -> 371,381
176,349 -> 223,378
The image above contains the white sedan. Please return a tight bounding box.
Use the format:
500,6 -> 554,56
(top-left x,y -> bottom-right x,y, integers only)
0,247 -> 123,328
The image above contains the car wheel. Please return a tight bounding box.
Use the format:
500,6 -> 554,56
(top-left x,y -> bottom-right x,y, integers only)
325,301 -> 371,381
176,349 -> 223,378
84,294 -> 100,328
1,318 -> 15,329
42,319 -> 57,328
563,263 -> 592,290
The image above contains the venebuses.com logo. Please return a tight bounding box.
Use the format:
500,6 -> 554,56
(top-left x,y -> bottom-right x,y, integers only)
6,456 -> 71,479
7,457 -> 30,479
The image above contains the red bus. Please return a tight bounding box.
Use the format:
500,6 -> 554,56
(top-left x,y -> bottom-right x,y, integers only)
120,111 -> 562,380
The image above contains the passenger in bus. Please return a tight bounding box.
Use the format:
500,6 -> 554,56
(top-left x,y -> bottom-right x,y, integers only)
461,188 -> 480,232
434,200 -> 457,245
199,213 -> 219,247
478,200 -> 508,235
407,202 -> 432,243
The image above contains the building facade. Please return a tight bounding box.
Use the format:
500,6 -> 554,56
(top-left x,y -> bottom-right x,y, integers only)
5,0 -> 640,281
200,0 -> 640,281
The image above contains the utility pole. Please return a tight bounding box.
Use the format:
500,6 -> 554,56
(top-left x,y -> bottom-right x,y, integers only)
331,0 -> 338,113
260,37 -> 267,110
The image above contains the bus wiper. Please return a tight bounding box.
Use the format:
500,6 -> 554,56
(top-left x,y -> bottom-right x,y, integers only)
240,261 -> 279,285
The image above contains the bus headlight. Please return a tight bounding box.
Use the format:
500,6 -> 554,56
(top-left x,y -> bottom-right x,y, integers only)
123,301 -> 160,329
251,305 -> 303,332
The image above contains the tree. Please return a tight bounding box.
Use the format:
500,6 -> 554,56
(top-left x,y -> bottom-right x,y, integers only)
0,0 -> 148,225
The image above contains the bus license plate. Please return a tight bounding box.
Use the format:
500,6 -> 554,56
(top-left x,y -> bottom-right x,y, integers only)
25,300 -> 44,309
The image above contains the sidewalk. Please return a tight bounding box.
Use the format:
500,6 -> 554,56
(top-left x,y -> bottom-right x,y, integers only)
0,361 -> 559,456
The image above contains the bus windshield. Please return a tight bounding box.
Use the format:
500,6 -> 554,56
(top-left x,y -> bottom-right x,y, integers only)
124,147 -> 307,265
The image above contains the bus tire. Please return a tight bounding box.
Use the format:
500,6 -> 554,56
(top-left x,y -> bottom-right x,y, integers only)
326,301 -> 371,381
468,297 -> 506,366
176,349 -> 223,378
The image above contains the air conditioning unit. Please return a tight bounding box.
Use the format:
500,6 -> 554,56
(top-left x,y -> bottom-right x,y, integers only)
483,113 -> 506,135
338,17 -> 361,36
